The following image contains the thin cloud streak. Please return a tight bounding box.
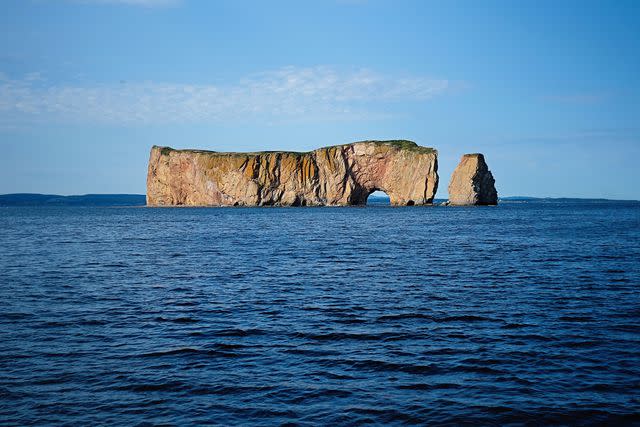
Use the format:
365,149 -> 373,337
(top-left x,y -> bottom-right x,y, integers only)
541,93 -> 609,105
73,0 -> 182,7
486,128 -> 640,148
0,66 -> 449,125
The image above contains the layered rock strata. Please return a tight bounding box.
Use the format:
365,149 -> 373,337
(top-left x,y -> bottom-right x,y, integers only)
147,140 -> 438,206
447,153 -> 498,205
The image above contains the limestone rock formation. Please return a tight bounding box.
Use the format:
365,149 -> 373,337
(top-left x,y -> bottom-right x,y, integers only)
147,140 -> 438,207
447,153 -> 498,205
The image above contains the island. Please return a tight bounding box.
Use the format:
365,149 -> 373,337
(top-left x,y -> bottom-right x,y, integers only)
146,140 -> 497,207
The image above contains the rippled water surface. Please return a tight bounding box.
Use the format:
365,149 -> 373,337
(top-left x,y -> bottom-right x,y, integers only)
1,201 -> 639,425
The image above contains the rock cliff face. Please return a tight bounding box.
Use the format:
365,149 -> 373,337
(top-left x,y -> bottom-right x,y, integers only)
448,154 -> 498,205
147,140 -> 438,206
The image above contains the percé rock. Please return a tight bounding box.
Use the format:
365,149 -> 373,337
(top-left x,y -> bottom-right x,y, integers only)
146,140 -> 438,206
447,153 -> 498,205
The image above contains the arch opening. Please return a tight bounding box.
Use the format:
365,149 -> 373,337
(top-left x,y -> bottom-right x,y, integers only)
366,190 -> 390,206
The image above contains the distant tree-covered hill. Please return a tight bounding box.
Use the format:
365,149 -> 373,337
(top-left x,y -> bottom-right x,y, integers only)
0,194 -> 146,206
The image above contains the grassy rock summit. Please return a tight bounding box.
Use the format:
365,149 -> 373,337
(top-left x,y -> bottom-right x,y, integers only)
448,153 -> 498,205
147,140 -> 439,206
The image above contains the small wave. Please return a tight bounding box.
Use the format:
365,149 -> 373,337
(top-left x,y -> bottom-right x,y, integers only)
333,359 -> 441,375
153,316 -> 199,324
375,313 -> 494,323
101,263 -> 128,268
610,277 -> 630,283
0,387 -> 32,400
0,312 -> 32,320
307,371 -> 358,380
459,357 -> 503,366
214,328 -> 265,337
291,331 -> 401,341
79,319 -> 107,326
559,316 -> 593,322
138,347 -> 201,357
504,333 -> 555,342
286,388 -> 352,404
397,383 -> 461,390
454,365 -> 505,375
113,380 -> 186,392
173,301 -> 198,307
376,313 -> 434,322
284,348 -> 339,357
333,317 -> 367,325
138,347 -> 242,358
190,384 -> 276,395
343,406 -> 424,424
557,340 -> 603,348
502,323 -> 532,329
0,353 -> 31,361
29,373 -> 77,385
212,342 -> 247,350
438,315 -> 494,322
609,324 -> 640,332
34,321 -> 70,328
260,310 -> 281,316
422,348 -> 466,356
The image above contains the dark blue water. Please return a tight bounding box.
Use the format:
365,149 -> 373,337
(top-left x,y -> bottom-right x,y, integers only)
1,201 -> 639,425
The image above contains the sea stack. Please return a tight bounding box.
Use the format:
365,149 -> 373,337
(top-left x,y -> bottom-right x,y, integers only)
147,140 -> 438,207
448,153 -> 498,205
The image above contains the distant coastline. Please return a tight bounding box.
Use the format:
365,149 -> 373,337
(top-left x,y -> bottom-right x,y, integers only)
0,194 -> 146,206
1,193 -> 638,207
497,196 -> 640,203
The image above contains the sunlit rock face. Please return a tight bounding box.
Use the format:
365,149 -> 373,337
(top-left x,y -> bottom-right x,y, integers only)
447,153 -> 498,206
146,140 -> 439,206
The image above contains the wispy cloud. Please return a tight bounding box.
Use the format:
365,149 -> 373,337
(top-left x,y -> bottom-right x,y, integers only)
491,128 -> 639,147
541,93 -> 609,105
73,0 -> 182,7
0,66 -> 449,125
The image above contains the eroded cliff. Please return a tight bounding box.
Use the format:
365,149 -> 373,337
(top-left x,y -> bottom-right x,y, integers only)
448,153 -> 498,205
147,140 -> 438,206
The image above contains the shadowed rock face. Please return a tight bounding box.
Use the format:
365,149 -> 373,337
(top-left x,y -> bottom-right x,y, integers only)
448,154 -> 498,205
147,140 -> 438,206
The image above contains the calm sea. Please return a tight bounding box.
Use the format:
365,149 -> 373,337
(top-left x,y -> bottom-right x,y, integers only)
1,201 -> 639,425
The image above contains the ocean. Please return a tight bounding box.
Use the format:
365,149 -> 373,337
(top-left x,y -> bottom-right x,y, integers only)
1,200 -> 639,425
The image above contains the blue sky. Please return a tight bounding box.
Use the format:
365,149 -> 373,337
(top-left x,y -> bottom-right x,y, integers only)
1,0 -> 638,199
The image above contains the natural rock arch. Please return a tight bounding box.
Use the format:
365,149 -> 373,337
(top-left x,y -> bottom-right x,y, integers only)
147,140 -> 439,207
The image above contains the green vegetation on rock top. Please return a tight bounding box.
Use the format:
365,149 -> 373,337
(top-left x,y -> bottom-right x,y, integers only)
154,140 -> 435,156
364,140 -> 435,154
